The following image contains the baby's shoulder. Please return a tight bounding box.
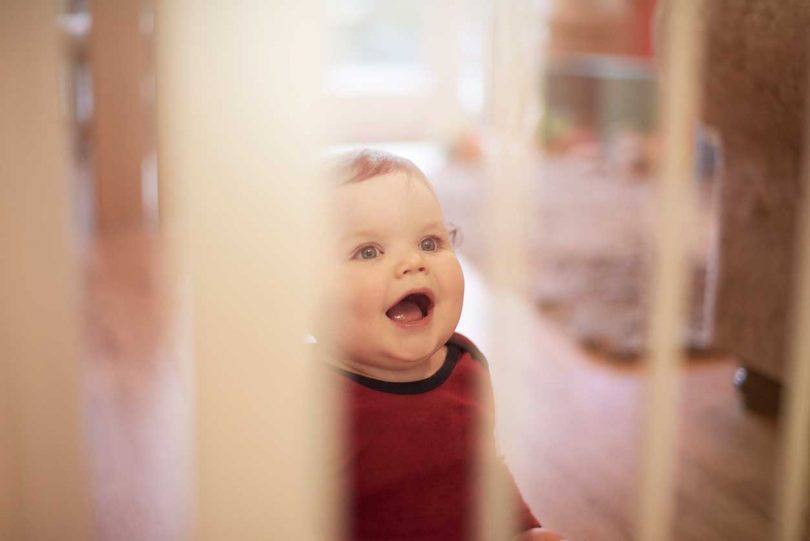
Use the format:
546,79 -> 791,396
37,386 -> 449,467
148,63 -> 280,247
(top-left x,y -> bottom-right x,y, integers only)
448,332 -> 489,368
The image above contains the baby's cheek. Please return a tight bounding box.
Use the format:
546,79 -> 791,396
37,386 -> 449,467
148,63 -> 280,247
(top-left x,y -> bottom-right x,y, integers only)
447,260 -> 465,302
342,280 -> 384,326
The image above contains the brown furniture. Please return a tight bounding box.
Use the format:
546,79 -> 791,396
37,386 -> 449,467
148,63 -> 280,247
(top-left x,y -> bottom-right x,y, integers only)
703,0 -> 810,415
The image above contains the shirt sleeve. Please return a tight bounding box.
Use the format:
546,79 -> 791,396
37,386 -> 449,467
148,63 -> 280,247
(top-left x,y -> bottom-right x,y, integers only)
454,334 -> 543,534
477,385 -> 542,533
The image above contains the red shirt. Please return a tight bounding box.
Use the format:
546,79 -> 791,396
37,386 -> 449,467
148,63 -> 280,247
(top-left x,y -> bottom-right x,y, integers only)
336,336 -> 540,541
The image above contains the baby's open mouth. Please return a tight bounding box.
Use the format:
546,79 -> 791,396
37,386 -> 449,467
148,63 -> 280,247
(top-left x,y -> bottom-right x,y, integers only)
386,292 -> 434,323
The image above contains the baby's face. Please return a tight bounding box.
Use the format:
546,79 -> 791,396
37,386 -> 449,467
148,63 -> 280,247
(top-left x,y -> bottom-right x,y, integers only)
332,171 -> 464,379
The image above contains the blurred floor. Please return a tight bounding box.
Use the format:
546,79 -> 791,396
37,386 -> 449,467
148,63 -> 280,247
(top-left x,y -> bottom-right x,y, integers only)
81,227 -> 803,541
501,302 -> 786,541
457,241 -> 785,541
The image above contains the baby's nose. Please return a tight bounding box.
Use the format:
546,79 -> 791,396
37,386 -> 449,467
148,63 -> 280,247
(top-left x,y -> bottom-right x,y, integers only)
396,252 -> 428,277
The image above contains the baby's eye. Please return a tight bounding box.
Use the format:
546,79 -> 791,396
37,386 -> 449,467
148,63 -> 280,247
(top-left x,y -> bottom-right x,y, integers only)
420,237 -> 440,252
353,245 -> 381,260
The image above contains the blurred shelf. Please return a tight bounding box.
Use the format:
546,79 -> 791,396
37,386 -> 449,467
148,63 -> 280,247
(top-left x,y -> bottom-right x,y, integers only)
547,54 -> 654,82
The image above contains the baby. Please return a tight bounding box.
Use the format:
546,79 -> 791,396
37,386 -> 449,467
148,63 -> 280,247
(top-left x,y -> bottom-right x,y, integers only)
326,149 -> 565,541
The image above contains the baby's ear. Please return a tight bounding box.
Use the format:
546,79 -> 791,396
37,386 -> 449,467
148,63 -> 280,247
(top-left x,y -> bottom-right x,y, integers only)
447,222 -> 463,249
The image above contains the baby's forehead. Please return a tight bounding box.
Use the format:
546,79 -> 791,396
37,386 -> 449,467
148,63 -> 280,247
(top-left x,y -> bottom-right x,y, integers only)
334,172 -> 446,230
339,170 -> 438,200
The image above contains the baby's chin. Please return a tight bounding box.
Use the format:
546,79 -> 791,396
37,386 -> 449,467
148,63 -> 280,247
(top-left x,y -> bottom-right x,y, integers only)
352,347 -> 436,369
341,341 -> 447,379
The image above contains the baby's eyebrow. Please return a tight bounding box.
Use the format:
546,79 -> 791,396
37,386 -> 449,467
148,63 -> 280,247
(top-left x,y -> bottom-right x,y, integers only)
422,222 -> 451,234
341,221 -> 445,242
420,221 -> 448,232
341,229 -> 380,242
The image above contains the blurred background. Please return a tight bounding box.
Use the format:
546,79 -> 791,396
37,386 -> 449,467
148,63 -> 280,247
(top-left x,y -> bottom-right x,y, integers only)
4,0 -> 809,539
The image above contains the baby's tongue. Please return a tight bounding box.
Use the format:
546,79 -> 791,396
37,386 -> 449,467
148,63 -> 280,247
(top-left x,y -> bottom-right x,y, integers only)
386,299 -> 423,322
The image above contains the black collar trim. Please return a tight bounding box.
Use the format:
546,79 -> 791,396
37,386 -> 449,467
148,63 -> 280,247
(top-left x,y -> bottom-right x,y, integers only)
336,343 -> 463,395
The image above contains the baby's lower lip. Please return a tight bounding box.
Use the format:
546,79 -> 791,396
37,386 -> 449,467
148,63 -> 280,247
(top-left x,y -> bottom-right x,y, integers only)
388,308 -> 433,330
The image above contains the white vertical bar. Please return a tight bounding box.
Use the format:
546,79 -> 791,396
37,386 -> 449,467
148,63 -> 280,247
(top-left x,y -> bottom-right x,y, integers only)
480,0 -> 543,539
0,1 -> 93,539
427,0 -> 464,142
774,86 -> 810,541
638,1 -> 705,540
155,3 -> 335,540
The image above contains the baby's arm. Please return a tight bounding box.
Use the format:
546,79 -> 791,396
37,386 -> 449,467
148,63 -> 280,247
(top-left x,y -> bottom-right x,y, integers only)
511,527 -> 567,541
